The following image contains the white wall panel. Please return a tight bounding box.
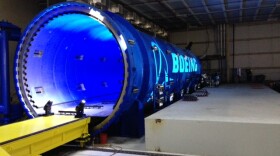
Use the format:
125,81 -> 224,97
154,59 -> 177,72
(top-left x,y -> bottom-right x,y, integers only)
187,29 -> 215,42
272,54 -> 280,67
271,23 -> 280,37
235,41 -> 249,54
249,55 -> 273,67
248,24 -> 272,38
271,38 -> 280,52
192,43 -> 216,56
233,23 -> 280,80
249,40 -> 271,53
235,26 -> 249,39
234,55 -> 250,67
169,31 -> 188,43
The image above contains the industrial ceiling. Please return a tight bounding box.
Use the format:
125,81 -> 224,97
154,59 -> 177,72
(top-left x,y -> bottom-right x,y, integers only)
114,0 -> 280,30
36,0 -> 280,31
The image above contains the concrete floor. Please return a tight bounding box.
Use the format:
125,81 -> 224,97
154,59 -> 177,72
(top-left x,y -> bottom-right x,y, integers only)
43,135 -> 187,155
42,145 -> 146,156
44,84 -> 280,156
57,149 -> 145,156
43,139 -> 187,156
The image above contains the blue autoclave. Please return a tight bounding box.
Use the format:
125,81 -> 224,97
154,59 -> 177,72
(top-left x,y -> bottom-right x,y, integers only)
14,2 -> 202,135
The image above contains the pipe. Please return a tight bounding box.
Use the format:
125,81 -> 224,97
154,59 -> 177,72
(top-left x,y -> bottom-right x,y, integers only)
221,25 -> 223,64
223,24 -> 226,80
217,25 -> 220,76
0,30 -> 9,116
219,25 -> 223,76
224,24 -> 227,80
223,24 -> 225,57
225,24 -> 230,83
220,25 -> 223,56
232,24 -> 235,82
14,2 -> 202,134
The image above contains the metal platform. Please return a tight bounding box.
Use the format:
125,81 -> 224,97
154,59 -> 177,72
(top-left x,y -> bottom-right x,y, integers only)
0,115 -> 90,156
145,84 -> 280,156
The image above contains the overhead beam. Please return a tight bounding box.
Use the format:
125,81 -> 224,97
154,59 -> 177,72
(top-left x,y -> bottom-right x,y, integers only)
239,0 -> 243,22
254,0 -> 263,20
202,0 -> 215,25
156,12 -> 280,23
141,4 -> 276,15
160,1 -> 189,25
222,0 -> 228,23
145,4 -> 276,19
142,2 -> 171,22
128,0 -> 165,6
128,0 -> 245,9
113,0 -> 153,21
268,4 -> 278,18
181,0 -> 203,26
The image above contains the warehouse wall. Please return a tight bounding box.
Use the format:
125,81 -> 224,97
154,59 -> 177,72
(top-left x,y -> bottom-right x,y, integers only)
169,22 -> 280,82
169,27 -> 216,56
0,0 -> 41,102
234,22 -> 280,81
169,26 -> 229,82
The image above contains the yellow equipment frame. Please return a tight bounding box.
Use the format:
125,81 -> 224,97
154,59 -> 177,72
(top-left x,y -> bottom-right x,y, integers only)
0,115 -> 90,156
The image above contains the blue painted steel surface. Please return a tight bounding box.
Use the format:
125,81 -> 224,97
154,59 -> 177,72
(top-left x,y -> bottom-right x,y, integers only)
0,21 -> 21,124
0,22 -> 21,41
14,2 -> 201,133
0,31 -> 9,115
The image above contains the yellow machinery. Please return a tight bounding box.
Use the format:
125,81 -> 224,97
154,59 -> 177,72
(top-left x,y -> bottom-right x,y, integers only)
0,115 -> 90,156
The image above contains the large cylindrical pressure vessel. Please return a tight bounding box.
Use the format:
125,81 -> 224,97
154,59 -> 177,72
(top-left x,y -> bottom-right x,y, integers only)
14,2 -> 201,133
